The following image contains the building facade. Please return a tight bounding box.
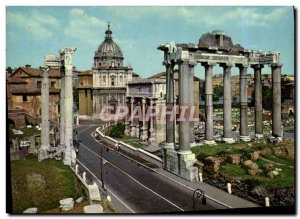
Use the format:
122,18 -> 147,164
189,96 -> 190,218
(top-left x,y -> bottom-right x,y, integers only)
78,24 -> 139,119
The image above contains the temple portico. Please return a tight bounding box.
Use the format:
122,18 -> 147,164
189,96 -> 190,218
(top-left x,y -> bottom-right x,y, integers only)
158,30 -> 282,181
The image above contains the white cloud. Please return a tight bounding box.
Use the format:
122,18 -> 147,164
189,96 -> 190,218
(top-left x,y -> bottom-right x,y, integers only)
107,6 -> 290,27
6,10 -> 59,38
64,8 -> 107,46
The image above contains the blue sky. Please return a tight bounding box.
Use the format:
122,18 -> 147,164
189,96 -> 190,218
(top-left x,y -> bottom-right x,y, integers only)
6,6 -> 294,79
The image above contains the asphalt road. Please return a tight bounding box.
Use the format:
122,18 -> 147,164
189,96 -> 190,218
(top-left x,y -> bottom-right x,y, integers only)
75,124 -> 226,213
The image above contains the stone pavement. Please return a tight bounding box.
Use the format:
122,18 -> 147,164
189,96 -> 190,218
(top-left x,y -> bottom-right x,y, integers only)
153,167 -> 259,209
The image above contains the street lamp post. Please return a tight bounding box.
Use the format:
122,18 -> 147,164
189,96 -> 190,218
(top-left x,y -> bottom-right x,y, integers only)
100,144 -> 105,190
192,189 -> 206,211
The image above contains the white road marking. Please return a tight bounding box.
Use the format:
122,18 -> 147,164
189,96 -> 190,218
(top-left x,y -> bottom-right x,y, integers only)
78,141 -> 185,212
75,158 -> 136,213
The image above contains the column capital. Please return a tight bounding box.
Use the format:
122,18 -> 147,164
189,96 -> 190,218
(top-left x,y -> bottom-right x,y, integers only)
142,97 -> 146,104
40,66 -> 50,77
188,60 -> 197,66
162,61 -> 170,66
219,62 -> 234,68
251,64 -> 264,70
236,63 -> 249,68
130,97 -> 135,104
201,62 -> 216,67
150,99 -> 156,105
271,63 -> 283,68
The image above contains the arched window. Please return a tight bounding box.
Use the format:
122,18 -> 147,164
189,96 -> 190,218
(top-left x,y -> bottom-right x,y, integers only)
111,76 -> 115,86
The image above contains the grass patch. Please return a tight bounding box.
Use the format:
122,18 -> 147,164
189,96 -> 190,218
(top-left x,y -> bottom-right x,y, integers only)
191,143 -> 244,160
115,135 -> 146,149
219,164 -> 247,177
11,155 -> 86,213
9,127 -> 41,139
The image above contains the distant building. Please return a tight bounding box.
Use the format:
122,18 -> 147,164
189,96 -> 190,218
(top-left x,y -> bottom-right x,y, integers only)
78,24 -> 139,119
7,65 -> 80,128
124,71 -> 200,145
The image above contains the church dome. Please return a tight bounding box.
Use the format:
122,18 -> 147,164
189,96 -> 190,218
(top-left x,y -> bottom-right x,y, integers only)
95,23 -> 123,59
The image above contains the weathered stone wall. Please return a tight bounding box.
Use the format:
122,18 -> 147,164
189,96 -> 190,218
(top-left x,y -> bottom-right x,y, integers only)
79,89 -> 93,116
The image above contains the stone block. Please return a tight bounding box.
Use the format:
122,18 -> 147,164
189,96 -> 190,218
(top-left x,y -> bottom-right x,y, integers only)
164,149 -> 179,175
203,156 -> 222,173
259,148 -> 272,156
23,207 -> 38,214
263,163 -> 273,171
267,170 -> 280,178
60,198 -> 74,211
250,151 -> 260,161
75,197 -> 84,203
229,154 -> 241,164
88,182 -> 101,202
178,153 -> 199,182
83,204 -> 103,214
242,160 -> 253,169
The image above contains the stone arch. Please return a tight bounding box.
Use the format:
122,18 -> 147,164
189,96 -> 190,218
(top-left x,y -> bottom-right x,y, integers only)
8,118 -> 15,129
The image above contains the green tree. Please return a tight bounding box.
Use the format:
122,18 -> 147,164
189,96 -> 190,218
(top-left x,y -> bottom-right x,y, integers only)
6,66 -> 13,74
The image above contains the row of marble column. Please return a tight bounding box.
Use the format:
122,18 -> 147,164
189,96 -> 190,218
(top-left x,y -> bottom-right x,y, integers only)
124,97 -> 156,143
165,60 -> 282,150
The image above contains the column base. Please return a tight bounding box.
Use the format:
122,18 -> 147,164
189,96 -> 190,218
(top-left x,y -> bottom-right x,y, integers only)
40,144 -> 50,150
269,136 -> 283,143
204,140 -> 216,145
141,127 -> 148,141
163,148 -> 199,182
135,125 -> 140,138
164,142 -> 175,150
130,126 -> 136,137
240,135 -> 251,142
124,129 -> 130,136
223,137 -> 235,144
255,133 -> 264,139
177,149 -> 192,155
148,129 -> 156,144
63,147 -> 77,166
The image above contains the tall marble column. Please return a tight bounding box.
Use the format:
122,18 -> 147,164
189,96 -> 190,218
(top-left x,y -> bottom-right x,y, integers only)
178,61 -> 192,153
271,64 -> 282,139
188,61 -> 197,147
164,61 -> 175,149
124,97 -> 130,135
130,97 -> 136,137
141,97 -> 148,141
60,48 -> 76,166
149,98 -> 156,144
59,66 -> 65,148
135,102 -> 140,138
237,64 -> 250,142
202,62 -> 216,144
221,63 -> 234,143
40,66 -> 50,150
252,64 -> 264,138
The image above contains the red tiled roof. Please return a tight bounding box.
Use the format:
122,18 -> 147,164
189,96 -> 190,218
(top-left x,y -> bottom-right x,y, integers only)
12,67 -> 61,78
78,70 -> 93,76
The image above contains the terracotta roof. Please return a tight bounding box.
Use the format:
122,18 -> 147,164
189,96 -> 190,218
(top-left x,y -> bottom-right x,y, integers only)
12,67 -> 61,78
78,70 -> 93,76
